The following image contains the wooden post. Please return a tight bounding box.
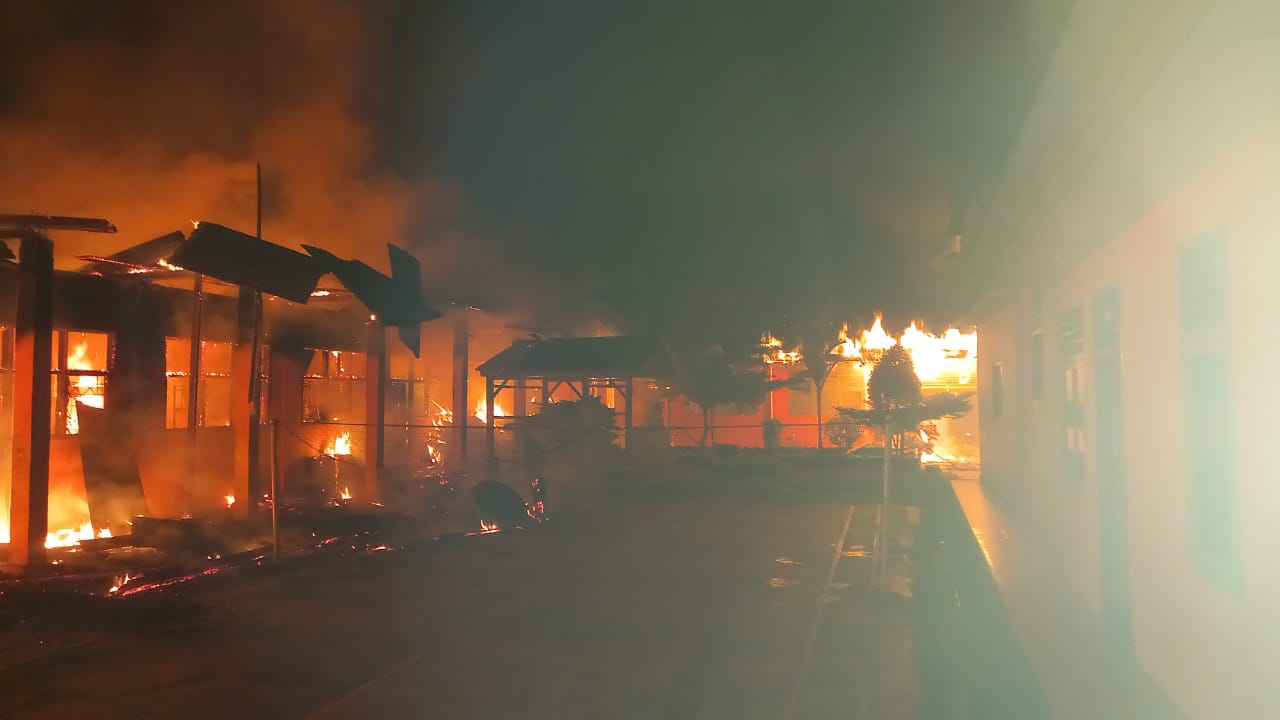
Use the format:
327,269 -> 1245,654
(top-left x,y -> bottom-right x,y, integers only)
230,286 -> 258,520
364,324 -> 386,500
7,234 -> 54,568
623,377 -> 635,451
452,314 -> 468,457
540,377 -> 550,406
485,377 -> 496,458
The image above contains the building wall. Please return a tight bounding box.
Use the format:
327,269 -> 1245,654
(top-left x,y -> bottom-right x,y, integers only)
978,4 -> 1280,708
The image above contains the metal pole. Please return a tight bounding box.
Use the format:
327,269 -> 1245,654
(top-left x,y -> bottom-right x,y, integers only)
878,422 -> 892,592
270,419 -> 279,564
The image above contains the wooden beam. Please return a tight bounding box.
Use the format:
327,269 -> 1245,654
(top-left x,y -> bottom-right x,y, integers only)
623,377 -> 635,451
7,234 -> 54,568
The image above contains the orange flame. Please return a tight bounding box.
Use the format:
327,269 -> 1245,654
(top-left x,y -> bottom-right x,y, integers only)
479,520 -> 500,534
224,494 -> 236,508
340,486 -> 352,501
475,399 -> 507,424
325,432 -> 352,457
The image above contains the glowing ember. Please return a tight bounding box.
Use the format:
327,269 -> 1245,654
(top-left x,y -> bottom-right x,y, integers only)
325,432 -> 352,457
311,289 -> 332,297
340,486 -> 352,501
479,520 -> 500,534
475,399 -> 507,424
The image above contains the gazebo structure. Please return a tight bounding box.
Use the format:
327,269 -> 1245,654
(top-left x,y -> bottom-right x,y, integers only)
476,336 -> 655,455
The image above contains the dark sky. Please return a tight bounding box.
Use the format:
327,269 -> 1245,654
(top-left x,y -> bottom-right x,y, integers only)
385,1 -> 1066,339
0,1 -> 1066,342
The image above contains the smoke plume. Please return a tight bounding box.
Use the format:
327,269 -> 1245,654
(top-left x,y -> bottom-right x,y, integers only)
0,0 -> 451,274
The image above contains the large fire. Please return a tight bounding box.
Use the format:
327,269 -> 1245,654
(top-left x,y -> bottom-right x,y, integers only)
763,314 -> 978,463
474,399 -> 507,424
763,314 -> 975,385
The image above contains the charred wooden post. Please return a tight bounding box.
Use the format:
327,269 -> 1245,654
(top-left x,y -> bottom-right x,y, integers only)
364,324 -> 386,501
230,286 -> 260,520
7,234 -> 54,568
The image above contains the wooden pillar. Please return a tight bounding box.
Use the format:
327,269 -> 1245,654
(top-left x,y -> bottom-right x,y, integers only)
452,314 -> 468,457
8,234 -> 54,568
364,325 -> 386,500
540,377 -> 550,406
230,287 -> 259,520
623,377 -> 635,451
485,377 -> 496,458
513,378 -> 527,418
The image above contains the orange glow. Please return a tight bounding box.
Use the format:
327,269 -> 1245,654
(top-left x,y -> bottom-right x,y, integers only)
325,432 -> 352,457
224,494 -> 236,508
340,486 -> 352,501
479,520 -> 500,534
109,572 -> 133,595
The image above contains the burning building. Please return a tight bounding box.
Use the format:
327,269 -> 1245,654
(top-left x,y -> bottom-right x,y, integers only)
0,218 -> 527,568
668,315 -> 979,458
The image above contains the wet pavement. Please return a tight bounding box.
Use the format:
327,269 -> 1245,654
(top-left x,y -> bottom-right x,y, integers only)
0,469 -> 1034,719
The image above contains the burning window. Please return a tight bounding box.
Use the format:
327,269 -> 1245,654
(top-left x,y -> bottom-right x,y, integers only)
50,330 -> 110,436
302,349 -> 366,423
164,338 -> 233,429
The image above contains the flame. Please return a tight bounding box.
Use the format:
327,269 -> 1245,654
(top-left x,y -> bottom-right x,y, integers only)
325,432 -> 352,456
859,314 -> 897,354
830,323 -> 860,359
224,494 -> 236,508
311,289 -> 332,297
109,572 -> 133,594
157,258 -> 183,271
760,332 -> 803,364
479,520 -> 500,534
340,486 -> 352,500
898,322 -> 978,384
475,399 -> 507,424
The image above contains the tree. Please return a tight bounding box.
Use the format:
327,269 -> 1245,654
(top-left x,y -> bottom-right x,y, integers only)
788,312 -> 848,450
663,345 -> 796,446
836,345 -> 971,591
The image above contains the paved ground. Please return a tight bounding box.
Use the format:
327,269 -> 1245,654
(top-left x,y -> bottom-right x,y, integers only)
0,470 -> 1011,719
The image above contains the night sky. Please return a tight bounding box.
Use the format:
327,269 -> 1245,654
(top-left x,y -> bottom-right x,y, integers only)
0,0 -> 1067,342
387,1 -> 1065,338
